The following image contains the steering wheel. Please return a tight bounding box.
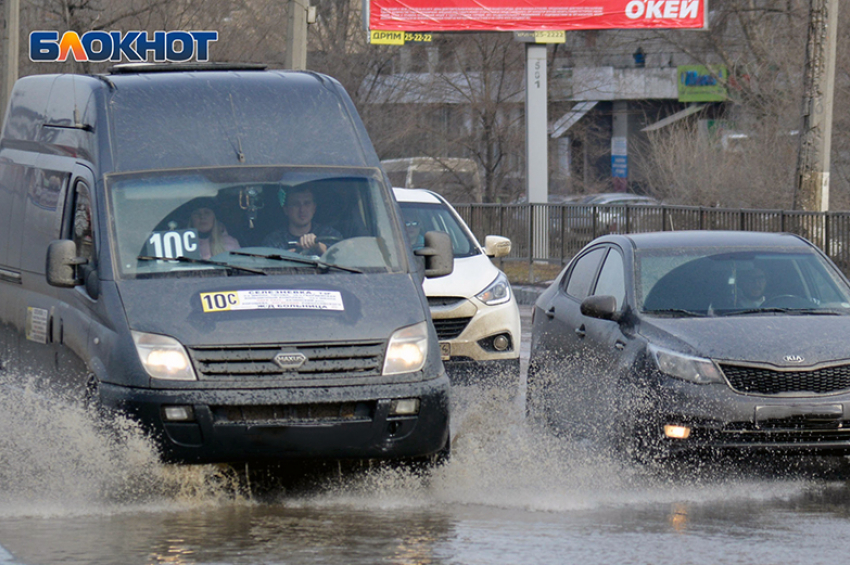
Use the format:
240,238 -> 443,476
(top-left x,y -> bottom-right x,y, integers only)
760,294 -> 814,309
317,236 -> 343,246
286,236 -> 343,255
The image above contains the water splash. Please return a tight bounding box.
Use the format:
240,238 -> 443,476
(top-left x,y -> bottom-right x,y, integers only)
0,370 -> 246,517
0,367 -> 829,518
300,382 -> 825,513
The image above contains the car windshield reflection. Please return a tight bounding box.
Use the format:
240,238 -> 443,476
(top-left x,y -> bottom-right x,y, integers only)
397,201 -> 479,258
636,248 -> 850,317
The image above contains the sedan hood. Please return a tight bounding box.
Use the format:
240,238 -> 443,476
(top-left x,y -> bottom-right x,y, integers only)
423,253 -> 499,298
117,273 -> 426,347
644,315 -> 850,367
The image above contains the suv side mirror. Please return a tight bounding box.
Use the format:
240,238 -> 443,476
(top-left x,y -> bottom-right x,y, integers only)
46,240 -> 86,287
415,231 -> 453,278
483,235 -> 511,258
580,294 -> 621,322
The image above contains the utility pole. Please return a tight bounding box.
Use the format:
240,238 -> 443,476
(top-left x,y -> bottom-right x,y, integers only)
3,0 -> 20,116
525,44 -> 548,206
525,44 -> 548,268
285,0 -> 315,70
794,0 -> 839,212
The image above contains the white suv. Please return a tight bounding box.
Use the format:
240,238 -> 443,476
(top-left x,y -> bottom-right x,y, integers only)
393,188 -> 521,384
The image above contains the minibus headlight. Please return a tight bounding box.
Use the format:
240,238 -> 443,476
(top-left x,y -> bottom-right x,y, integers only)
648,344 -> 723,385
476,272 -> 511,306
383,322 -> 428,375
132,331 -> 197,381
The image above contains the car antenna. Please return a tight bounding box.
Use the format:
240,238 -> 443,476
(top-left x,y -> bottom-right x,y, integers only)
70,75 -> 93,132
229,93 -> 246,163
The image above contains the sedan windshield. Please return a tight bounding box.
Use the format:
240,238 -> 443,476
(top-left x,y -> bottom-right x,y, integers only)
636,247 -> 850,316
107,166 -> 404,278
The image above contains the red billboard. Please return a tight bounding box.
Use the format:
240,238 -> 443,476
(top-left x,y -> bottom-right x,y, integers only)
368,0 -> 706,32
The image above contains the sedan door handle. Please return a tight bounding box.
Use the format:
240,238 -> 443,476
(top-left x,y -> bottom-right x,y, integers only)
546,306 -> 556,319
575,325 -> 586,338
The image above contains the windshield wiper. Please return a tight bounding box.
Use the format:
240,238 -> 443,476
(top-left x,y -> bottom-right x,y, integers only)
137,255 -> 267,275
228,250 -> 363,274
643,308 -> 706,318
729,307 -> 841,316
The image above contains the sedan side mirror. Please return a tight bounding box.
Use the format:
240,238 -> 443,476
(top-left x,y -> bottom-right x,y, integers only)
415,231 -> 453,278
483,235 -> 511,258
580,294 -> 621,322
46,240 -> 86,287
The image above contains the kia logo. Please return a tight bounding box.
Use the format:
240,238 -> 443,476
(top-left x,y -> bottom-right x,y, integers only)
783,355 -> 804,364
273,351 -> 307,370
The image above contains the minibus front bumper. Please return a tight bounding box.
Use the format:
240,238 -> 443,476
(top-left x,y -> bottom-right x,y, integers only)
100,375 -> 451,464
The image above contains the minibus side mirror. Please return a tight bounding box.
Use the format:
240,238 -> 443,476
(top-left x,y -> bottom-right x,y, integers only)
46,240 -> 86,288
415,231 -> 453,278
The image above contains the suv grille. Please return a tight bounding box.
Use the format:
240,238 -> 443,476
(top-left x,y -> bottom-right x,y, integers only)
188,341 -> 385,380
720,363 -> 850,395
428,296 -> 466,309
432,317 -> 472,340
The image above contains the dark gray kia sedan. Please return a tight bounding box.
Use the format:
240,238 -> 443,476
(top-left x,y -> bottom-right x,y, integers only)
528,231 -> 850,459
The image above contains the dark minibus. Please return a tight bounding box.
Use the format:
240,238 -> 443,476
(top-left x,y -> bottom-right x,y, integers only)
0,65 -> 453,464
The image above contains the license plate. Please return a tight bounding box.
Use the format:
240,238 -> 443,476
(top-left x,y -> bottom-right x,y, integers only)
755,404 -> 843,426
440,342 -> 451,360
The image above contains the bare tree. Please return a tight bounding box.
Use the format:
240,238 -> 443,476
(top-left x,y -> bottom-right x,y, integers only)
351,33 -> 527,203
631,1 -> 814,208
10,0 -> 850,212
637,119 -> 798,207
436,33 -> 526,203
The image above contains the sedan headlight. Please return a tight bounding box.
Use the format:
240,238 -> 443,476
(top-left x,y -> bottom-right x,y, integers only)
383,321 -> 428,375
476,272 -> 511,306
648,344 -> 723,385
132,331 -> 197,381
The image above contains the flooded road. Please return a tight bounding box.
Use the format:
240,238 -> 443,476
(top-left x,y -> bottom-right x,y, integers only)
2,306 -> 850,565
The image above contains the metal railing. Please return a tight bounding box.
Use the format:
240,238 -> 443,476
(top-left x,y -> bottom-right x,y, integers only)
453,203 -> 850,275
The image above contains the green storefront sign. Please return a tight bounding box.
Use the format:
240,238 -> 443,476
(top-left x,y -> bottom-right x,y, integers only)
678,65 -> 728,102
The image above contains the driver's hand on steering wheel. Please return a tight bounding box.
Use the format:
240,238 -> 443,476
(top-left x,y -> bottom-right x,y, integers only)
298,233 -> 326,255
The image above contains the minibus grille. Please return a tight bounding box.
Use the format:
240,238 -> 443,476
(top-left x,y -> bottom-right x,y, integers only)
210,401 -> 373,424
189,341 -> 385,379
432,317 -> 472,340
720,363 -> 850,395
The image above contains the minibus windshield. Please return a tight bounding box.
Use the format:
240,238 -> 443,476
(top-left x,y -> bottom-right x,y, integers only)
106,166 -> 405,278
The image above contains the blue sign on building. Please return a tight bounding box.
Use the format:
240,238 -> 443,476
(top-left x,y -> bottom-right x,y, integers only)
611,136 -> 628,179
612,155 -> 628,178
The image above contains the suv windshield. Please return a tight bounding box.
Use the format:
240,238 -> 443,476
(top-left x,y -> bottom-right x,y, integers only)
397,201 -> 479,258
107,166 -> 404,278
637,247 -> 850,316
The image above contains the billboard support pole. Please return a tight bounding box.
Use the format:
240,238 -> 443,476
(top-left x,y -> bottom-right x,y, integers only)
526,44 -> 548,261
286,0 -> 310,70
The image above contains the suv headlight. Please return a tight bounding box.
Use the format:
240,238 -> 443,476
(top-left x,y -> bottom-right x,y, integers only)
476,272 -> 511,306
132,331 -> 197,381
648,344 -> 723,385
383,321 -> 428,375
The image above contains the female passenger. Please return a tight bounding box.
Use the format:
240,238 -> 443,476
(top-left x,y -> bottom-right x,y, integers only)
188,198 -> 240,259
